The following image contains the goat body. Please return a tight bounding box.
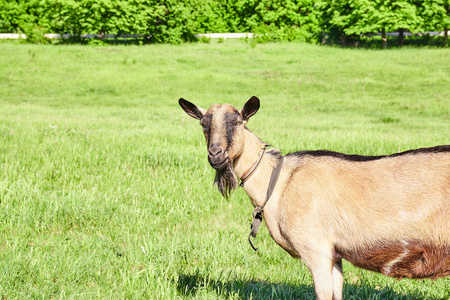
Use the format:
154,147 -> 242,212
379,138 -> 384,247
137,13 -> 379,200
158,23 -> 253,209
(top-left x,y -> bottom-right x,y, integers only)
280,149 -> 450,279
179,96 -> 450,300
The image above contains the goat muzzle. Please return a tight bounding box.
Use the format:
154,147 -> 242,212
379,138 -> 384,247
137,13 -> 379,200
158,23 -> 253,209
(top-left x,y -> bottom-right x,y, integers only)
207,145 -> 229,169
208,155 -> 229,170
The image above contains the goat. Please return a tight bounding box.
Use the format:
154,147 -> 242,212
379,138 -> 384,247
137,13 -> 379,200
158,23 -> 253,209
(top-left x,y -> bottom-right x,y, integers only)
178,96 -> 450,300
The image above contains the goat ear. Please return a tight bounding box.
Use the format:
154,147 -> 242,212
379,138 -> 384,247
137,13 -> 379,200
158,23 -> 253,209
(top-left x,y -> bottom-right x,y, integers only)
241,96 -> 260,121
179,98 -> 206,120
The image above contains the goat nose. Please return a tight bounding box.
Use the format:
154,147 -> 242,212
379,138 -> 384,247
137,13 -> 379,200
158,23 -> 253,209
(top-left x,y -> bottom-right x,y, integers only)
208,145 -> 223,156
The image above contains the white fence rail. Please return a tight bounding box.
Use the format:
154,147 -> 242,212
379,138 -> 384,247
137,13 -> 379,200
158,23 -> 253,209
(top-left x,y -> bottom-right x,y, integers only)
0,33 -> 255,40
0,31 -> 447,40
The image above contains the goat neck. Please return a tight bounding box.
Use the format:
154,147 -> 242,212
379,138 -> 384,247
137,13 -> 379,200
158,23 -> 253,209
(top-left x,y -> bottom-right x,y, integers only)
233,129 -> 280,208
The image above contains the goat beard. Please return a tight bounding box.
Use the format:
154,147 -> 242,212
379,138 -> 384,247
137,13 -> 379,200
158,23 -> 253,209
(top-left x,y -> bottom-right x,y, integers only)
214,162 -> 237,198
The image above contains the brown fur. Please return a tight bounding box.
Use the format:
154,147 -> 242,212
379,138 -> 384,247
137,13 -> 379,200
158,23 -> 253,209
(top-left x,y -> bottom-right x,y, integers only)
336,241 -> 450,279
179,97 -> 450,300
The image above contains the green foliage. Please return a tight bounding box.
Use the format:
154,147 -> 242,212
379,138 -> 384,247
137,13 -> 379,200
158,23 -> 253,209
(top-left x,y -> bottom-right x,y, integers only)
317,0 -> 421,45
0,0 -> 449,44
0,0 -> 44,34
250,0 -> 319,42
317,0 -> 450,46
419,0 -> 450,28
22,24 -> 50,44
0,0 -> 319,43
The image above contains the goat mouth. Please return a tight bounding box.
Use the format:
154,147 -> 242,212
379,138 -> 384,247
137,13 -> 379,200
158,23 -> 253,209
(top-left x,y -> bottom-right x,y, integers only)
208,157 -> 229,170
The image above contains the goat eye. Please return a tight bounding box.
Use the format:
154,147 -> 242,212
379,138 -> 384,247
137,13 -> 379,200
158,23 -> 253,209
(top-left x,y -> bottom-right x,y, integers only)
236,120 -> 243,125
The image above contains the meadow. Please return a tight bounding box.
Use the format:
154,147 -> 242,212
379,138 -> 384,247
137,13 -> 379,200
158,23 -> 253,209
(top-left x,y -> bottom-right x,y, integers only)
0,40 -> 449,299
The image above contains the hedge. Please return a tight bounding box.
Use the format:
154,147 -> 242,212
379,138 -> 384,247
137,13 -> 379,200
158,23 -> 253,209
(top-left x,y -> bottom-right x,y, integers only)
0,0 -> 448,45
0,0 -> 318,43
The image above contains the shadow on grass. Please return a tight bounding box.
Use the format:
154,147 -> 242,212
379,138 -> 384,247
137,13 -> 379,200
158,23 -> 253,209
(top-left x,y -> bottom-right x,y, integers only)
321,35 -> 448,49
175,271 -> 429,300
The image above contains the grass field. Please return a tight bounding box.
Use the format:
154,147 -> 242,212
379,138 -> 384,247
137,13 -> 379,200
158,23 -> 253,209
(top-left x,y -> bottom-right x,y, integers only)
0,40 -> 449,299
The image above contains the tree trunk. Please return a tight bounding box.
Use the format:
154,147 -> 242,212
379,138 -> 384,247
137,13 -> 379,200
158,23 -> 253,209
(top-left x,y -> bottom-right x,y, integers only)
382,28 -> 387,49
444,28 -> 448,47
398,28 -> 404,47
445,5 -> 450,47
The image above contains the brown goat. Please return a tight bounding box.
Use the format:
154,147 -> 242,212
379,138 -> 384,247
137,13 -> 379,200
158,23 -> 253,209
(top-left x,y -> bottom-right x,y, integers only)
179,96 -> 450,300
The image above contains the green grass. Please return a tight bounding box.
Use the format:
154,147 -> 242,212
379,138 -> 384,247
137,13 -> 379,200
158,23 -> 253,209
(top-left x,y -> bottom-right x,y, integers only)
0,40 -> 449,299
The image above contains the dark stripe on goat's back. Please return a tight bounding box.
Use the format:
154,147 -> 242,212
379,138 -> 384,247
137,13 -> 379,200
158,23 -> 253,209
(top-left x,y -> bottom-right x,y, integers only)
287,145 -> 450,162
